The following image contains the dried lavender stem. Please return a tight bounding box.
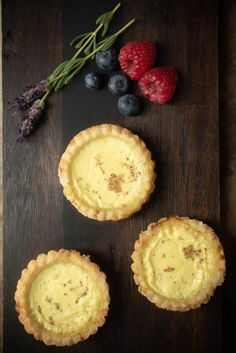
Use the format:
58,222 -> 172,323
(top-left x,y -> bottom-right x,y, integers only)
40,87 -> 52,102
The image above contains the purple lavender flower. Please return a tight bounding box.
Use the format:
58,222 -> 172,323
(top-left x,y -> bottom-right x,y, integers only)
8,80 -> 49,116
17,99 -> 45,143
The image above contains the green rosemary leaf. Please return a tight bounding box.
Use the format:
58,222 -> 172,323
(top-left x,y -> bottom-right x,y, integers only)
74,37 -> 89,49
101,13 -> 113,36
84,39 -> 95,55
96,11 -> 114,36
101,37 -> 116,50
49,58 -> 84,85
48,61 -> 69,81
61,64 -> 75,76
54,75 -> 67,91
96,36 -> 109,45
74,34 -> 93,49
102,22 -> 109,37
95,12 -> 108,25
65,61 -> 85,84
64,58 -> 83,72
70,32 -> 92,46
102,13 -> 111,24
97,35 -> 116,51
91,38 -> 97,59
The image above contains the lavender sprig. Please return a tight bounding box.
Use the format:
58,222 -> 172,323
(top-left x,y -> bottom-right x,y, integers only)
16,100 -> 45,143
8,80 -> 48,116
9,3 -> 135,143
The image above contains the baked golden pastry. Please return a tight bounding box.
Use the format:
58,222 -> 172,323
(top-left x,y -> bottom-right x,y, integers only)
58,124 -> 156,221
15,249 -> 110,346
131,216 -> 225,311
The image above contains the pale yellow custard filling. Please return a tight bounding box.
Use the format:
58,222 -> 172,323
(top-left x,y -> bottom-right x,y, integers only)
71,136 -> 150,210
141,220 -> 220,300
29,262 -> 105,335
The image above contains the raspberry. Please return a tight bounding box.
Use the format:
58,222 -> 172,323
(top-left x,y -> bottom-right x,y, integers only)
118,41 -> 156,81
139,67 -> 178,104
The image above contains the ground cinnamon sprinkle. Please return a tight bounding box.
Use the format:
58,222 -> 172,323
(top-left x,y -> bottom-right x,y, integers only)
122,162 -> 139,182
54,303 -> 61,310
183,245 -> 201,259
45,295 -> 52,303
95,154 -> 105,174
48,316 -> 54,325
108,173 -> 124,193
81,289 -> 88,296
164,267 -> 175,272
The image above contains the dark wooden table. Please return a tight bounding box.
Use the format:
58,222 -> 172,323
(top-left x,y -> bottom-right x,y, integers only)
3,0 -> 227,352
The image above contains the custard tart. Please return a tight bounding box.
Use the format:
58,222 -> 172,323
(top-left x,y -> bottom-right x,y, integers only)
58,124 -> 156,221
131,216 -> 225,311
15,249 -> 110,346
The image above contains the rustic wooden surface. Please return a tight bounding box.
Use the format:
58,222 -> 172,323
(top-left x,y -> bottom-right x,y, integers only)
219,1 -> 236,351
2,0 -> 233,352
0,3 -> 3,352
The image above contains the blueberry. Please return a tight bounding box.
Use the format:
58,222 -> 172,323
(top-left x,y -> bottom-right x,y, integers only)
95,48 -> 118,70
108,74 -> 129,96
117,94 -> 141,116
84,72 -> 103,90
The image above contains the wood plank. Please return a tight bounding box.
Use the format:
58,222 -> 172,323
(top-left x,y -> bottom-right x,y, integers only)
0,4 -> 3,352
121,1 -> 221,352
219,0 -> 236,351
3,0 -> 221,352
3,0 -> 63,352
61,1 -> 221,353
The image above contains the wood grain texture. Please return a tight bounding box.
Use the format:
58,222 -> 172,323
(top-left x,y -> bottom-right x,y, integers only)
3,0 -> 63,352
0,3 -> 3,352
219,0 -> 236,351
3,0 -> 222,352
121,1 -> 221,353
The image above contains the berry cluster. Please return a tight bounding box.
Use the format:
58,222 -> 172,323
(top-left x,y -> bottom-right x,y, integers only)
84,40 -> 178,117
119,40 -> 178,105
84,48 -> 141,116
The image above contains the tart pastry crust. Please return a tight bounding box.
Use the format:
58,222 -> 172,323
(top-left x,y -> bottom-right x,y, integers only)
58,124 -> 156,221
15,249 -> 110,346
131,216 -> 226,311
